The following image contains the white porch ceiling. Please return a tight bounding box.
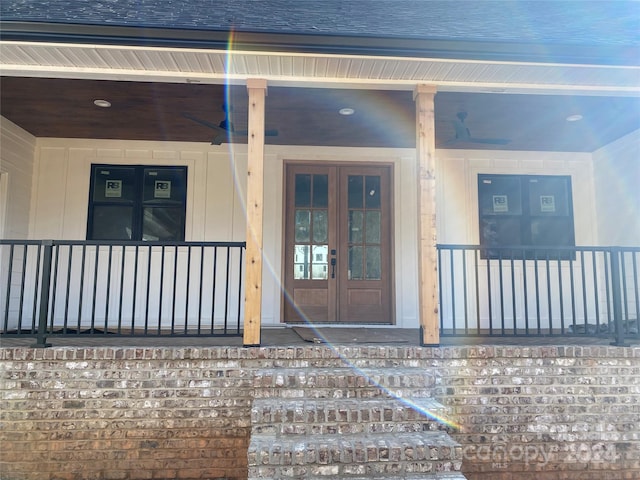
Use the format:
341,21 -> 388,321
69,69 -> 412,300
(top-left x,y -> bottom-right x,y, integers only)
2,41 -> 639,96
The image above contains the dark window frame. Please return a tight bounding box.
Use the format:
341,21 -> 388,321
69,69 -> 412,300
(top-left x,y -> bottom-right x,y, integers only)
478,174 -> 575,259
87,164 -> 187,241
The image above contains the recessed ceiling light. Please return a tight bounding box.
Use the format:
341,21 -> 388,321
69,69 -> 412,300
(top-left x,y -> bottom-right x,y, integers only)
94,99 -> 111,108
566,114 -> 583,122
339,107 -> 355,116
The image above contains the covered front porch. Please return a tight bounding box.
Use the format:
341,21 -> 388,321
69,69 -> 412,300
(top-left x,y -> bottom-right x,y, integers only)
1,7 -> 638,350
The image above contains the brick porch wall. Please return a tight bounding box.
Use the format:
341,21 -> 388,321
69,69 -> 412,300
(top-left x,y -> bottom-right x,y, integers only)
1,345 -> 639,480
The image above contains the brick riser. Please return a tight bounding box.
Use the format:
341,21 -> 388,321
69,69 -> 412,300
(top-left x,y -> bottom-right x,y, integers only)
248,368 -> 468,479
251,398 -> 453,436
252,367 -> 438,399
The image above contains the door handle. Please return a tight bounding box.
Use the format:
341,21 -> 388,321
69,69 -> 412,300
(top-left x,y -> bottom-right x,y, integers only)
330,257 -> 336,278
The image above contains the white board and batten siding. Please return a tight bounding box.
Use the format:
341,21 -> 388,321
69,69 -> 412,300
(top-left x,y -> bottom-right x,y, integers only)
2,125 -> 639,330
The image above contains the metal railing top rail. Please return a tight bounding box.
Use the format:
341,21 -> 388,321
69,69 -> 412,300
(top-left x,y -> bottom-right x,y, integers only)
0,239 -> 246,247
437,243 -> 640,252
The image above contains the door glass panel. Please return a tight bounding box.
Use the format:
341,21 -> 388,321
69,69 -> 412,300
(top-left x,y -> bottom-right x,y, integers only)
348,210 -> 363,243
365,211 -> 381,244
312,245 -> 328,280
313,175 -> 329,208
295,174 -> 312,207
348,246 -> 363,280
365,176 -> 381,209
348,175 -> 364,208
295,209 -> 311,242
347,175 -> 383,282
313,210 -> 328,243
365,246 -> 381,280
294,245 -> 311,279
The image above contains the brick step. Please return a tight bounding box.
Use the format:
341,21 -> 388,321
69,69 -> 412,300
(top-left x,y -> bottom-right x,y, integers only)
253,367 -> 436,398
302,474 -> 468,480
249,471 -> 468,480
248,431 -> 462,478
251,397 -> 453,436
335,475 -> 468,480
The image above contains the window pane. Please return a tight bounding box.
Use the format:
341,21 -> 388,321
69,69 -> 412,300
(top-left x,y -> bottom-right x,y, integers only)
478,175 -> 522,215
311,245 -> 328,280
348,246 -> 363,280
365,246 -> 381,280
142,207 -> 184,241
480,217 -> 522,247
313,175 -> 329,208
312,210 -> 328,243
92,167 -> 136,203
348,175 -> 364,208
365,176 -> 381,209
91,206 -> 133,240
295,174 -> 311,207
294,245 -> 311,279
348,210 -> 363,243
143,167 -> 187,204
528,177 -> 570,216
295,210 -> 311,242
365,211 -> 381,244
531,217 -> 574,246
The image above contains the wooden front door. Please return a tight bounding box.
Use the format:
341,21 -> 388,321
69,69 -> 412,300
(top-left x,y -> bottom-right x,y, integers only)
283,163 -> 393,323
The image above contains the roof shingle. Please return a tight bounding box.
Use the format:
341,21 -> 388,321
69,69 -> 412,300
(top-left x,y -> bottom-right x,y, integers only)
2,0 -> 638,47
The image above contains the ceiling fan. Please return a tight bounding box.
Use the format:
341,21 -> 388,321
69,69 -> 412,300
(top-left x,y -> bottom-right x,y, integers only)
182,104 -> 278,145
447,111 -> 510,145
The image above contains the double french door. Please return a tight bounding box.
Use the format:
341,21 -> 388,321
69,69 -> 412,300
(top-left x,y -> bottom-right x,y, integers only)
283,163 -> 393,323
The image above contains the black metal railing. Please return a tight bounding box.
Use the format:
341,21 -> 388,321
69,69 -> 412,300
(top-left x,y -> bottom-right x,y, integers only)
437,245 -> 639,345
1,240 -> 246,346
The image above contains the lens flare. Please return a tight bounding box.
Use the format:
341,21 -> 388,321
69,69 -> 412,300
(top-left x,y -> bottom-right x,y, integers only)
222,30 -> 460,433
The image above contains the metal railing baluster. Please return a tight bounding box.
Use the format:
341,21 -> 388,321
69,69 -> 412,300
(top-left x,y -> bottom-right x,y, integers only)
433,244 -> 638,343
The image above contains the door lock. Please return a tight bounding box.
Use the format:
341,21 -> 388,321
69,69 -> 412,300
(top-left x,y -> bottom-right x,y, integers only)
330,257 -> 336,278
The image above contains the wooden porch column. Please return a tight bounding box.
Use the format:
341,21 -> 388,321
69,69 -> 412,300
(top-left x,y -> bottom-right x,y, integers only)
413,84 -> 439,346
243,78 -> 267,346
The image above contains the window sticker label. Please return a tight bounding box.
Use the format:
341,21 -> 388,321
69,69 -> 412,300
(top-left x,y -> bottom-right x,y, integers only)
105,180 -> 122,198
154,180 -> 171,198
540,195 -> 556,212
492,195 -> 509,213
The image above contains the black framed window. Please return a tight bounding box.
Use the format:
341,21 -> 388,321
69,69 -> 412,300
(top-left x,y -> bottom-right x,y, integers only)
87,165 -> 187,241
478,174 -> 575,258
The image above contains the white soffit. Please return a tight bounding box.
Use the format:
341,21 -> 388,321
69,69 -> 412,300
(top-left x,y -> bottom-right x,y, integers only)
1,41 -> 638,96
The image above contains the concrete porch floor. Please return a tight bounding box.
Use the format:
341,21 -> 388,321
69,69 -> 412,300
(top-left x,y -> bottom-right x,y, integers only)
1,326 -> 635,348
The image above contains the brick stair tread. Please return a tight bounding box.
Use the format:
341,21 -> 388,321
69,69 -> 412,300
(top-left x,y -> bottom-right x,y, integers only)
252,397 -> 447,413
248,430 -> 462,464
251,397 -> 452,435
253,367 -> 436,396
254,367 -> 435,382
307,475 -> 468,480
248,469 -> 468,480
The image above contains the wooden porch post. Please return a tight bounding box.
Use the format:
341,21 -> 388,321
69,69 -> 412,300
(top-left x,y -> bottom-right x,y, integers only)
413,84 -> 440,346
243,78 -> 267,346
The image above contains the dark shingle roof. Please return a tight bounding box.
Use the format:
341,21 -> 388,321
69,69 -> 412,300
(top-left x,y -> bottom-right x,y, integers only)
2,0 -> 638,46
1,1 -> 638,66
